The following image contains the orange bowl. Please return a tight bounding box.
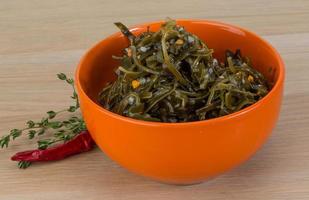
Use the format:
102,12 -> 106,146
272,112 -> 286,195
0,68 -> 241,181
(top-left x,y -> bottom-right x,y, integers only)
75,19 -> 285,184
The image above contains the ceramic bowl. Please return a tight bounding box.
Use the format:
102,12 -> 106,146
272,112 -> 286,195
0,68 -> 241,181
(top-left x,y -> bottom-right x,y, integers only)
75,19 -> 285,184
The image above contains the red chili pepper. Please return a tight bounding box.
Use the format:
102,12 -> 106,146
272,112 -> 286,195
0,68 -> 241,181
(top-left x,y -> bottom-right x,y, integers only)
11,131 -> 95,162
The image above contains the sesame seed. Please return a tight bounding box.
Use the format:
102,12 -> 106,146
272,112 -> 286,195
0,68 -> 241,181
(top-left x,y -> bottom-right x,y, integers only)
187,36 -> 195,43
139,77 -> 146,84
128,96 -> 135,105
213,59 -> 218,66
140,46 -> 148,52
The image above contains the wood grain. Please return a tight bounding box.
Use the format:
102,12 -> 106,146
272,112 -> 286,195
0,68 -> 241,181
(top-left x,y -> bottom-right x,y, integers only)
1,0 -> 309,199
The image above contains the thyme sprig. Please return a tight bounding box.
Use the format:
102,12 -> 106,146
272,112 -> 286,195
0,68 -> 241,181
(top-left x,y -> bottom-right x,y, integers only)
0,73 -> 85,168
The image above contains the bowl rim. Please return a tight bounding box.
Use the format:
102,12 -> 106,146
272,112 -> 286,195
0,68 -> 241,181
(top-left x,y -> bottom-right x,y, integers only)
75,19 -> 285,127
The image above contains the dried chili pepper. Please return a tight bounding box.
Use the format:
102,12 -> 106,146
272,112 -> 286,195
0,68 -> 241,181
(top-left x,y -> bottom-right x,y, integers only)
11,131 -> 94,162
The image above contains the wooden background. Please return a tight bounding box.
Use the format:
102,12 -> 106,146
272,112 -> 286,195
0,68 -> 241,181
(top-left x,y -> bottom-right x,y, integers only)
1,0 -> 309,199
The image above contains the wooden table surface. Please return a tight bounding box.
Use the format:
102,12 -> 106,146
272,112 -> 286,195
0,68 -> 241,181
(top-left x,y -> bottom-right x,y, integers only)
1,0 -> 309,199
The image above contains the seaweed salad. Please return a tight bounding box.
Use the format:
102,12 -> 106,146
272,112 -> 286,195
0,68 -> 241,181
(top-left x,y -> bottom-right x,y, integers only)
98,19 -> 269,122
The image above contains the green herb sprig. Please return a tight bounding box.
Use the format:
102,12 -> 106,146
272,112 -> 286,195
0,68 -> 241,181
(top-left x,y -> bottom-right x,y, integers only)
0,73 -> 85,168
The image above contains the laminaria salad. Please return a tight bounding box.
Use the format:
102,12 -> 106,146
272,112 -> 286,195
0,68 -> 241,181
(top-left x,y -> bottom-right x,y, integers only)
98,19 -> 269,123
